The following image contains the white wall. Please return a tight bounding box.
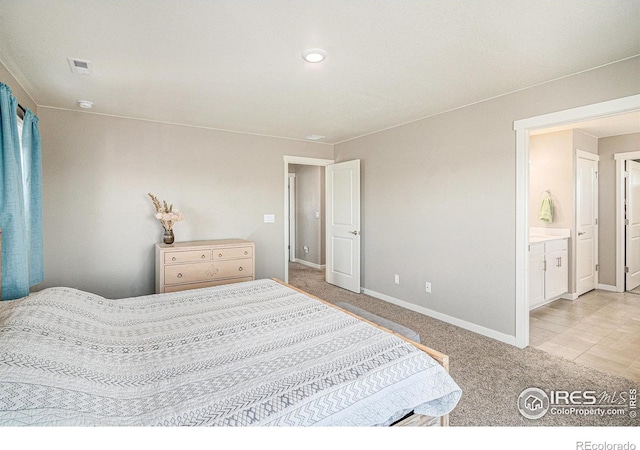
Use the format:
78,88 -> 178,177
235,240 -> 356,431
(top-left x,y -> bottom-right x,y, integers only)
37,108 -> 333,298
529,130 -> 573,230
0,64 -> 36,112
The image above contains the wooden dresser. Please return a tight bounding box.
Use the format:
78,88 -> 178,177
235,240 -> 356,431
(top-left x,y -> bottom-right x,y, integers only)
155,239 -> 255,293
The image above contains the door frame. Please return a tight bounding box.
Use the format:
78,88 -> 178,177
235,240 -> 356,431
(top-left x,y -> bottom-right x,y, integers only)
288,173 -> 296,263
513,93 -> 640,349
615,151 -> 640,292
283,156 -> 334,284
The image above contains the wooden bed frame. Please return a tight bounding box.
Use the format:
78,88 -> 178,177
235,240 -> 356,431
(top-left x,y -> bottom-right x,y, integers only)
273,278 -> 450,427
0,231 -> 449,426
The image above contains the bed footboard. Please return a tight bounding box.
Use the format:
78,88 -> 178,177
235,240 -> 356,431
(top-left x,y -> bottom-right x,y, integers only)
394,414 -> 443,427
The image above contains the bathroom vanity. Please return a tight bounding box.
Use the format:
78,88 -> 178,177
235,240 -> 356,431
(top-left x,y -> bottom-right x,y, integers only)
529,230 -> 569,310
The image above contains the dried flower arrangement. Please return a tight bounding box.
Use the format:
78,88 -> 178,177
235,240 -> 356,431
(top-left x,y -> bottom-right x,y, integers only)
148,193 -> 184,232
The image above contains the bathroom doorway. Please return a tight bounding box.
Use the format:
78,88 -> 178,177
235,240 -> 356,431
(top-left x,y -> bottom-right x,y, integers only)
514,94 -> 640,348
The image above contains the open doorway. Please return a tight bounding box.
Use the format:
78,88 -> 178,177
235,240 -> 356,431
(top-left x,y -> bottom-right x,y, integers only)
527,129 -> 599,309
283,156 -> 334,284
283,156 -> 362,293
288,164 -> 326,271
514,94 -> 640,349
614,151 -> 640,294
625,158 -> 640,294
517,101 -> 640,381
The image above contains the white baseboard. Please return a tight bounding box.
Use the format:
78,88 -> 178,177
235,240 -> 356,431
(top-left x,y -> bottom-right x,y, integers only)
531,292 -> 577,309
293,259 -> 325,270
597,284 -> 619,292
362,288 -> 516,347
529,298 -> 555,310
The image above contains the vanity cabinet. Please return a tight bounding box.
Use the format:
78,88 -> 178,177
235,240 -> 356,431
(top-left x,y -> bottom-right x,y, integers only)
529,238 -> 568,309
155,239 -> 255,293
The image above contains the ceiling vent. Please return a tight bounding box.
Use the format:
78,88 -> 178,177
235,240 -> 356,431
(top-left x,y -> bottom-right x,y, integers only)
67,58 -> 92,75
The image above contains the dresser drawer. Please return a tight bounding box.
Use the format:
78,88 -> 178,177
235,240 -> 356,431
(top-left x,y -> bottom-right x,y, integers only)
212,246 -> 253,260
164,258 -> 254,285
155,239 -> 255,293
164,277 -> 254,293
164,249 -> 212,264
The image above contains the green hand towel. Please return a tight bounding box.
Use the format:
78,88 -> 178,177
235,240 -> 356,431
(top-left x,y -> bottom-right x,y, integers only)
539,197 -> 553,223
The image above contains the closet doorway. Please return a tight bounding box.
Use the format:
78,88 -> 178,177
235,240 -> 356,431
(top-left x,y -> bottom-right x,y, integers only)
625,160 -> 640,292
614,152 -> 640,293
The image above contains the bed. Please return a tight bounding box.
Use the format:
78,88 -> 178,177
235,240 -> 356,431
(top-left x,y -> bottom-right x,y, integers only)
0,271 -> 461,426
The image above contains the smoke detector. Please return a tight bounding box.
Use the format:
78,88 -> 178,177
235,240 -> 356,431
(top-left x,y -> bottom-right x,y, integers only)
77,100 -> 93,109
67,58 -> 92,75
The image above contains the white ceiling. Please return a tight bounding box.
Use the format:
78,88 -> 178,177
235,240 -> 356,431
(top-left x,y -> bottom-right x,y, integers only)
1,1 -> 639,144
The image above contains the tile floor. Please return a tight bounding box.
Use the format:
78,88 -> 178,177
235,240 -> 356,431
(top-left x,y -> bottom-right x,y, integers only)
530,289 -> 640,382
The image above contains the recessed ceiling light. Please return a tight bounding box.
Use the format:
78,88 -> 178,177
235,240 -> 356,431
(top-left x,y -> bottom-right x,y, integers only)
77,100 -> 93,109
305,134 -> 325,141
302,48 -> 327,63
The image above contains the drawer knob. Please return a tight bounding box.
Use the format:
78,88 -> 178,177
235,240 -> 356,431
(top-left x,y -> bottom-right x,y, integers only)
201,254 -> 206,259
177,273 -> 183,278
239,266 -> 243,272
172,257 -> 176,261
219,253 -> 223,257
244,251 -> 248,255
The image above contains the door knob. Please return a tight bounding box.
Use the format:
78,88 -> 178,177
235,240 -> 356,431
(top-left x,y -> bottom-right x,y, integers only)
578,232 -> 585,236
348,230 -> 360,235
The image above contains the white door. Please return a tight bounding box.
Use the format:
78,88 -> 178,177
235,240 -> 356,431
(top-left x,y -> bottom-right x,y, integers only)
326,160 -> 361,293
626,160 -> 640,291
288,174 -> 296,262
576,156 -> 598,296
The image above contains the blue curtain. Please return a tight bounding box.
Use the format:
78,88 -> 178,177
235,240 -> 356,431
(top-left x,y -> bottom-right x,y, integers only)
0,82 -> 44,300
21,109 -> 44,288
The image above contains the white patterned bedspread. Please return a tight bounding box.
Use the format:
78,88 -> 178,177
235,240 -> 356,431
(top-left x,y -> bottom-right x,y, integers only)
0,279 -> 461,426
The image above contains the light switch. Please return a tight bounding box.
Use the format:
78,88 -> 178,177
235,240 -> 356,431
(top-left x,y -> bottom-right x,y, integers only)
264,214 -> 275,223
315,212 -> 320,219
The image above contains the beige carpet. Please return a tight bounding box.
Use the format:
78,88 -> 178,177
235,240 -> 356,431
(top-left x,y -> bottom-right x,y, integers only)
288,263 -> 639,426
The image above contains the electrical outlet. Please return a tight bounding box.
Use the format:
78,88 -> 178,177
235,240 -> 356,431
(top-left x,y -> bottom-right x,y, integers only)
425,282 -> 432,293
394,274 -> 400,284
